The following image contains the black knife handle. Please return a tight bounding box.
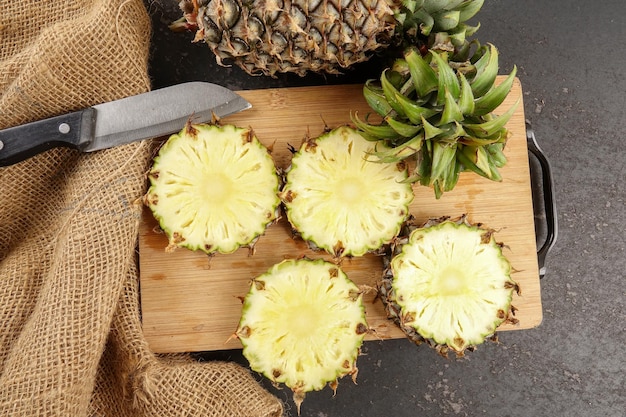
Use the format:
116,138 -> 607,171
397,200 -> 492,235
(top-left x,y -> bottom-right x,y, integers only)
0,108 -> 95,167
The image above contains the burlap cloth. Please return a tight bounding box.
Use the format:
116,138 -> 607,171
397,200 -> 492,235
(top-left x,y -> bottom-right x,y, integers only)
0,1 -> 283,415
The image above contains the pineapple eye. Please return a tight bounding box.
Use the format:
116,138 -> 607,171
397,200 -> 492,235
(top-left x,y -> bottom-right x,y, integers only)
291,47 -> 308,64
230,37 -> 249,55
325,42 -> 339,62
263,0 -> 284,25
247,15 -> 266,40
339,21 -> 355,41
305,0 -> 323,13
270,32 -> 288,54
343,1 -> 367,28
308,27 -> 323,50
289,5 -> 307,30
327,21 -> 342,45
201,14 -> 222,43
218,0 -> 241,29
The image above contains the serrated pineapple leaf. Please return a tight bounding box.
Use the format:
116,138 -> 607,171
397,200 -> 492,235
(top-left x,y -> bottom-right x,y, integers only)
458,0 -> 485,21
430,141 -> 457,187
458,72 -> 475,114
381,69 -> 407,117
417,141 -> 432,186
433,181 -> 444,199
385,116 -> 423,137
352,112 -> 400,140
406,49 -> 438,97
422,115 -> 445,140
432,10 -> 460,31
474,146 -> 492,177
397,96 -> 438,124
447,28 -> 468,48
486,142 -> 508,167
464,22 -> 480,37
456,147 -> 491,179
431,52 -> 461,103
370,133 -> 424,162
474,65 -> 517,116
442,156 -> 462,191
459,134 -> 502,146
470,43 -> 498,97
464,98 -> 519,137
386,69 -> 407,90
363,81 -> 393,117
488,166 -> 503,182
471,43 -> 490,71
439,88 -> 464,125
451,120 -> 467,139
412,9 -> 435,35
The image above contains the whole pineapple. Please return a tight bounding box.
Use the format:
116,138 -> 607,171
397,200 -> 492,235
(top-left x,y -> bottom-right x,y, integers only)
171,0 -> 484,76
379,215 -> 520,357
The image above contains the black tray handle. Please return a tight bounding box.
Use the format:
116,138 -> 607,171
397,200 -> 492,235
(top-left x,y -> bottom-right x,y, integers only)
526,127 -> 558,279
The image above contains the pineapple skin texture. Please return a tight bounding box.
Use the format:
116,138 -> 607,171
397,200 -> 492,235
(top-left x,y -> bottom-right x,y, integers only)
187,0 -> 397,76
176,0 -> 486,76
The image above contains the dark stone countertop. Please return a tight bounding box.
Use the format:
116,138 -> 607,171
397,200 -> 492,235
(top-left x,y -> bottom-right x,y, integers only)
145,1 -> 626,416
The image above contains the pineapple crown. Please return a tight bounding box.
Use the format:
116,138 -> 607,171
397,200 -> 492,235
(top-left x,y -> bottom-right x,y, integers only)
353,43 -> 519,199
392,0 -> 485,56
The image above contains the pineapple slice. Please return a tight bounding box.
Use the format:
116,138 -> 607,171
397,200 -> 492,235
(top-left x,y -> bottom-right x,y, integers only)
236,258 -> 368,414
280,126 -> 414,258
144,122 -> 280,254
380,215 -> 520,357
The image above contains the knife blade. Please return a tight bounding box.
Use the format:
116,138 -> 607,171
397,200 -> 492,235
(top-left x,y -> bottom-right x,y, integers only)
0,82 -> 251,167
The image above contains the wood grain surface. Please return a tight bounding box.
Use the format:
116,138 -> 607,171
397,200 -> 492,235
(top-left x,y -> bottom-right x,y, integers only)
138,78 -> 542,353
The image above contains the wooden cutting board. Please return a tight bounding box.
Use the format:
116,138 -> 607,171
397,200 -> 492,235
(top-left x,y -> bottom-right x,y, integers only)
138,79 -> 541,353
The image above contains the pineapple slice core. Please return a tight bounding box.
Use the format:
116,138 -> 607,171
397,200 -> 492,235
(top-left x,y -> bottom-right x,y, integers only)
390,220 -> 515,353
237,259 -> 367,411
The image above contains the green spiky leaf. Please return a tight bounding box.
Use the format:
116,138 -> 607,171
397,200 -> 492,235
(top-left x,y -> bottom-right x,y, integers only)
351,112 -> 400,140
470,44 -> 499,97
457,72 -> 475,115
363,81 -> 393,117
431,52 -> 460,103
381,69 -> 408,117
464,98 -> 519,137
406,49 -> 438,97
474,65 -> 517,116
385,116 -> 423,137
439,88 -> 464,125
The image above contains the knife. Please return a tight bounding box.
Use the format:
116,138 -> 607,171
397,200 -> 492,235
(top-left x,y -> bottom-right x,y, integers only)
0,82 -> 251,167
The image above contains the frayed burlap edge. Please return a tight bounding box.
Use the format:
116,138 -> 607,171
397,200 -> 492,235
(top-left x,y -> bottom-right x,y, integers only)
0,0 -> 283,416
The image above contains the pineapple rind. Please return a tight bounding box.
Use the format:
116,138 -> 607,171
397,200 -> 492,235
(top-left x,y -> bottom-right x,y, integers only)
175,0 -> 485,76
383,216 -> 518,354
145,124 -> 280,254
237,258 -> 367,400
281,126 -> 414,257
